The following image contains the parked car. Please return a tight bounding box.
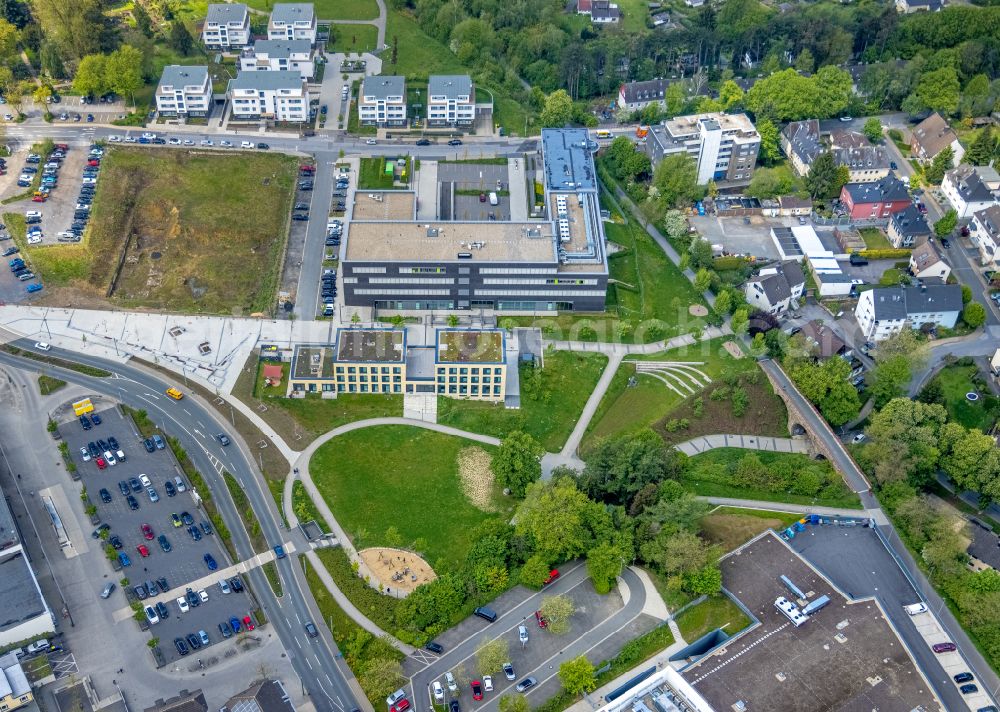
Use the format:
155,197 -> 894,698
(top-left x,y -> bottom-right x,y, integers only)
515,678 -> 537,693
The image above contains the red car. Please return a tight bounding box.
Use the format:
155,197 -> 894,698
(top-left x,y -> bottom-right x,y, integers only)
55,143 -> 68,151
95,457 -> 106,470
87,159 -> 100,167
543,569 -> 560,585
141,524 -> 154,540
136,544 -> 150,557
471,681 -> 483,701
31,195 -> 45,202
534,610 -> 548,628
243,615 -> 255,631
299,164 -> 315,173
391,699 -> 410,712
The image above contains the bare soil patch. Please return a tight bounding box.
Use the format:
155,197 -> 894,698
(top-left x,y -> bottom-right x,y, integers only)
457,446 -> 497,512
359,546 -> 437,593
688,304 -> 709,317
722,341 -> 743,358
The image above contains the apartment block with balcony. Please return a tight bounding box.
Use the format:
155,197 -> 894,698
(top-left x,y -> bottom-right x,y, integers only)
358,76 -> 407,126
228,71 -> 308,122
427,75 -> 475,127
267,3 -> 317,43
155,65 -> 213,117
645,112 -> 760,185
202,3 -> 251,49
239,40 -> 314,79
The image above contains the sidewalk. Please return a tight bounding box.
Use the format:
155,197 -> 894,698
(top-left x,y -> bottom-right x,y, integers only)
674,433 -> 810,456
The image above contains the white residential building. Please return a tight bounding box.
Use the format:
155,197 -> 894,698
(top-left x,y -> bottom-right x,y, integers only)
427,75 -> 475,127
855,284 -> 963,341
202,3 -> 251,49
941,165 -> 999,219
744,260 -> 806,315
155,65 -> 213,117
267,3 -> 317,44
229,71 -> 309,122
971,204 -> 1000,268
909,241 -> 951,282
645,112 -> 760,184
358,76 -> 407,126
239,40 -> 314,79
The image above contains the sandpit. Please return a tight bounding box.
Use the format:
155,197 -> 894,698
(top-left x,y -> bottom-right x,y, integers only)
458,446 -> 498,512
723,340 -> 744,358
359,547 -> 437,593
689,304 -> 709,317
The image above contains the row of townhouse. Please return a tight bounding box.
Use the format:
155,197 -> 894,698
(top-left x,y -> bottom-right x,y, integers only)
155,64 -> 310,122
358,75 -> 476,127
781,120 -> 891,183
202,2 -> 317,50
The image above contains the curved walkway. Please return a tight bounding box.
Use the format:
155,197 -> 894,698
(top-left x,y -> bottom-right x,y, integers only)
674,433 -> 810,457
281,417 -> 501,653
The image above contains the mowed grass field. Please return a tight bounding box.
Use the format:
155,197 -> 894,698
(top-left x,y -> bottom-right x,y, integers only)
89,148 -> 297,313
310,425 -> 510,570
329,23 -> 380,53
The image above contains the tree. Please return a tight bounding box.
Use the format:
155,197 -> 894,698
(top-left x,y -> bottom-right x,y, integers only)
785,355 -> 860,426
132,1 -> 152,36
747,167 -> 795,199
40,41 -> 66,78
869,354 -> 911,408
357,657 -> 405,703
32,0 -> 119,62
519,554 -> 553,588
965,127 -> 996,166
492,431 -> 542,497
963,302 -> 986,328
718,80 -> 744,110
516,477 -> 613,564
169,21 -> 194,56
694,268 -> 712,292
605,136 -> 650,182
587,534 -> 633,594
916,67 -> 960,116
652,154 -> 702,209
664,82 -> 686,117
73,53 -> 108,98
805,151 -> 846,199
540,594 -> 576,634
934,209 -> 957,237
0,18 -> 17,61
862,118 -> 883,143
32,84 -> 52,108
961,284 -> 973,305
940,424 -> 999,493
476,638 -> 510,674
558,656 -> 596,696
498,695 -> 528,712
858,398 -> 946,486
688,238 -> 714,270
924,146 -> 953,185
730,308 -> 749,336
794,47 -> 815,74
580,432 -> 682,505
107,45 -> 143,106
662,210 -> 688,240
540,89 -> 573,127
756,118 -> 781,165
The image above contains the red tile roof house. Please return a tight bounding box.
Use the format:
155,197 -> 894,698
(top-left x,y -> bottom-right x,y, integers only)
839,175 -> 912,220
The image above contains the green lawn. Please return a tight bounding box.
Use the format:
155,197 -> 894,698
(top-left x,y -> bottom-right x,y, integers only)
292,480 -> 333,532
37,375 -> 67,395
310,425 -> 509,569
675,595 -> 752,643
329,23 -> 380,53
242,0 -> 379,19
681,448 -> 863,509
932,364 -> 996,432
436,350 -> 608,452
359,157 -> 407,189
583,338 -> 754,449
700,506 -> 803,551
493,96 -> 537,138
860,227 -> 892,250
612,0 -> 651,32
384,9 -> 467,77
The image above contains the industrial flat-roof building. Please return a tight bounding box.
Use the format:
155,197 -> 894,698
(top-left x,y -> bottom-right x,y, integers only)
0,487 -> 55,648
341,129 -> 608,314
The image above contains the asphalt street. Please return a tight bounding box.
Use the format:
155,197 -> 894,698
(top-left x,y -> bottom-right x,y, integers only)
760,358 -> 1000,705
0,341 -> 360,712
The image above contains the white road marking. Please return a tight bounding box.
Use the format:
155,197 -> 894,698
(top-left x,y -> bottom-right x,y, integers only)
306,657 -> 313,670
296,638 -> 302,649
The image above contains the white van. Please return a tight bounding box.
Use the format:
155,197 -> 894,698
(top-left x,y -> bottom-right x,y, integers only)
904,603 -> 928,616
488,192 -> 498,206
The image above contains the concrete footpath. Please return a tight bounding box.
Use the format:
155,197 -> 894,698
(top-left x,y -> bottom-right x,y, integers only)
675,433 -> 810,456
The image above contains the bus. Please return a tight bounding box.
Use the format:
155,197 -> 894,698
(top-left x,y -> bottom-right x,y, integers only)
594,129 -> 612,139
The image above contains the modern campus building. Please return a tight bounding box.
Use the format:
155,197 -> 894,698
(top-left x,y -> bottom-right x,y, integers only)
427,75 -> 475,127
340,128 -> 609,314
645,112 -> 760,184
286,328 -> 508,401
202,3 -> 251,49
267,3 -> 317,44
239,40 -> 315,80
0,490 -> 55,648
154,65 -> 212,117
358,76 -> 407,126
228,71 -> 309,122
855,284 -> 963,341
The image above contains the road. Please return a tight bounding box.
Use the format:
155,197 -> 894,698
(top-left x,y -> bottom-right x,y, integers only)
0,340 -> 361,712
760,358 -> 1000,707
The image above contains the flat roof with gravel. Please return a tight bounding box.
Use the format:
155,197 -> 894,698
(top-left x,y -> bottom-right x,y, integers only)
345,221 -> 557,263
682,531 -> 939,712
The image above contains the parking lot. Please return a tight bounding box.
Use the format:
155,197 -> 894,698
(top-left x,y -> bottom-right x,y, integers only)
690,215 -> 784,260
63,405 -> 255,664
405,563 -> 656,712
438,162 -> 511,222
